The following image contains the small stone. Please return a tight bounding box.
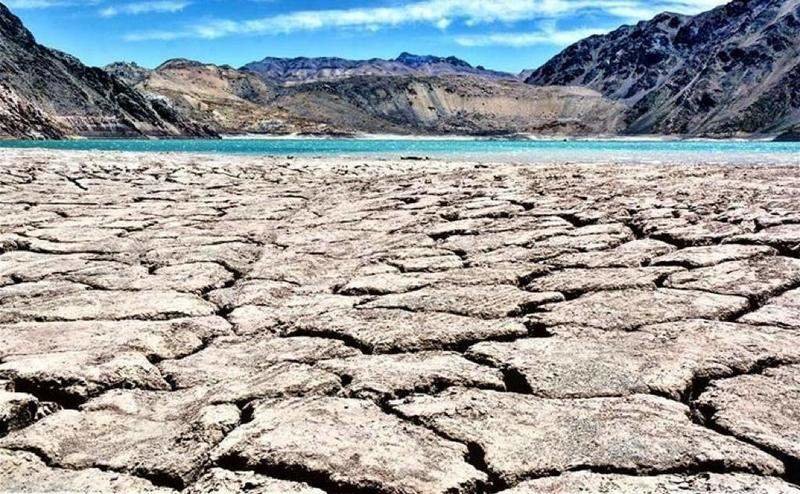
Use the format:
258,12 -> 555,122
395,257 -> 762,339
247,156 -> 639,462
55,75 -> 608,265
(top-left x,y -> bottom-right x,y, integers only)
549,239 -> 675,268
695,364 -> 800,464
391,388 -> 784,485
525,267 -> 680,297
0,317 -> 231,404
653,244 -> 777,268
0,387 -> 241,488
665,257 -> 800,302
732,224 -> 800,254
207,280 -> 295,311
0,390 -> 38,434
339,273 -> 432,295
184,468 -> 324,494
290,309 -> 528,353
212,396 -> 486,494
500,472 -> 800,494
528,288 -> 749,331
468,320 -> 800,399
159,336 -> 357,403
361,284 -> 564,319
645,219 -> 745,246
0,287 -> 216,323
0,449 -> 173,493
320,351 -> 505,400
739,288 -> 800,329
389,254 -> 463,272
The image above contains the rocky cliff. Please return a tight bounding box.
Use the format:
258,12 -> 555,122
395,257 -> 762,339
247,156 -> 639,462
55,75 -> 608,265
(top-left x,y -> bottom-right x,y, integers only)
526,0 -> 800,137
0,3 -> 215,139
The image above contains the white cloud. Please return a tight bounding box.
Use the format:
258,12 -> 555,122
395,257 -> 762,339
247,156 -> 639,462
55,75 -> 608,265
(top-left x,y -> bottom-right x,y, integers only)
455,26 -> 611,47
100,1 -> 189,17
123,0 -> 729,42
4,0 -> 99,8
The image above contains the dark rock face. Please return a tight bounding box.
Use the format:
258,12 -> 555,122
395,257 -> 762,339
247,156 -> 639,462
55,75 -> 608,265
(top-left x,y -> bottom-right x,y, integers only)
775,126 -> 800,141
0,3 -> 215,139
526,0 -> 800,136
104,61 -> 154,86
242,52 -> 515,85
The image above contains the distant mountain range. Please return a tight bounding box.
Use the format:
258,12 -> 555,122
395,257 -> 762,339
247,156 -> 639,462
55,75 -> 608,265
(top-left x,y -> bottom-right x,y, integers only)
241,53 -> 516,85
1,0 -> 799,140
106,58 -> 623,136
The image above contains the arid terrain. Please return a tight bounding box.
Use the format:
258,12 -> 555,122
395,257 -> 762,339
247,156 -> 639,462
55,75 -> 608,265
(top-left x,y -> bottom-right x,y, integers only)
0,150 -> 800,493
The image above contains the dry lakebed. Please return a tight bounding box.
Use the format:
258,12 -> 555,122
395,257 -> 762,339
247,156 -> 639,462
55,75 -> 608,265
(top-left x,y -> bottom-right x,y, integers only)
0,149 -> 799,493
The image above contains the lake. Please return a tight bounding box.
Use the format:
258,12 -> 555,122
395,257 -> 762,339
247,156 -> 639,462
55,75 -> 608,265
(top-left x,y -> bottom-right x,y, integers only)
1,138 -> 799,164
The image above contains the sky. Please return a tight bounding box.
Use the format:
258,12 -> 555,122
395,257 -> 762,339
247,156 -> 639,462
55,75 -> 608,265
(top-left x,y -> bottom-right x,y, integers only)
6,0 -> 728,73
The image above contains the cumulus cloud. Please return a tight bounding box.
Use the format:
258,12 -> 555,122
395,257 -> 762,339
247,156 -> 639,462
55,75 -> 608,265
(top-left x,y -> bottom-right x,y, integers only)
123,0 -> 728,41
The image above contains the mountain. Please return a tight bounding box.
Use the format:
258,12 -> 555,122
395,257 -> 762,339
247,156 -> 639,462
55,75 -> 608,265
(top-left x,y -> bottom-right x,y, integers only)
273,75 -> 625,136
108,59 -> 294,134
241,52 -> 516,86
525,0 -> 800,137
111,59 -> 625,136
0,3 -> 215,139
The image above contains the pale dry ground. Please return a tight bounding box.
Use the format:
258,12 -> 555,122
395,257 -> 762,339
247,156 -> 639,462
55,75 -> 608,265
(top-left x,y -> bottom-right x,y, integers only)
0,149 -> 799,494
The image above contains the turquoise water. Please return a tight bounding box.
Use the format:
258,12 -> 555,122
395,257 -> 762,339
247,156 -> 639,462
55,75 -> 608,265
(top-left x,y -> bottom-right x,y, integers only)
1,138 -> 799,163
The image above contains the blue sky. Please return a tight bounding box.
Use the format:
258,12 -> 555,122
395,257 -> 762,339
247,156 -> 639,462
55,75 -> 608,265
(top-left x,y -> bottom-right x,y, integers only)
7,0 -> 726,73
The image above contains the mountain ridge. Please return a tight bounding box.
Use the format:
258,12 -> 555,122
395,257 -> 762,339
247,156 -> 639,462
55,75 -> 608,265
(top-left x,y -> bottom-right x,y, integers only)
109,58 -> 625,136
240,52 -> 516,85
0,2 -> 215,139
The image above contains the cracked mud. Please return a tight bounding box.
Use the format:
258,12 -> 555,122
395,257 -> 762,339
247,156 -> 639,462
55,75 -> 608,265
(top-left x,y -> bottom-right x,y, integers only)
0,149 -> 799,493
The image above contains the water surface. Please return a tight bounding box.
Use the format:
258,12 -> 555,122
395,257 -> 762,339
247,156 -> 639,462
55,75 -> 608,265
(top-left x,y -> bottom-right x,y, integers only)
1,138 -> 798,164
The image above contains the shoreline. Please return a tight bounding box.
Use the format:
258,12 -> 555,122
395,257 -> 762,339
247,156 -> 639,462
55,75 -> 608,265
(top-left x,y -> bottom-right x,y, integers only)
218,133 -> 785,142
1,146 -> 800,168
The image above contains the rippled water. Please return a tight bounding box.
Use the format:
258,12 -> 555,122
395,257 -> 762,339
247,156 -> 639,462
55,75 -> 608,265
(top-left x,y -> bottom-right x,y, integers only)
1,138 -> 799,164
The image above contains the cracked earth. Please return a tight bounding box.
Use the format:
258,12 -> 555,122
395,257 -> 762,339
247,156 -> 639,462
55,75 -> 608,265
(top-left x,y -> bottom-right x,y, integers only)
0,149 -> 799,493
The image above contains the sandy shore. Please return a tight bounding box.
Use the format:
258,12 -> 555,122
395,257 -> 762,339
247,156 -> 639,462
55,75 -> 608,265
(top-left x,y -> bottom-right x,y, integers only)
0,149 -> 799,493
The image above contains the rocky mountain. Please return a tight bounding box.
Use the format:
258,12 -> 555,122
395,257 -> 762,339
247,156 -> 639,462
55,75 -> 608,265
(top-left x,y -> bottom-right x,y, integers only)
525,0 -> 800,137
274,75 -> 625,136
0,3 -> 214,139
242,52 -> 515,86
108,59 -> 292,134
111,58 -> 625,136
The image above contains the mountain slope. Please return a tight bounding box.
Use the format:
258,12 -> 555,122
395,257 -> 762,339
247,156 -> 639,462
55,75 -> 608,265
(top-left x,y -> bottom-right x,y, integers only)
113,59 -> 625,136
109,59 -> 290,134
526,0 -> 800,136
276,75 -> 625,136
0,3 -> 214,139
242,53 -> 515,86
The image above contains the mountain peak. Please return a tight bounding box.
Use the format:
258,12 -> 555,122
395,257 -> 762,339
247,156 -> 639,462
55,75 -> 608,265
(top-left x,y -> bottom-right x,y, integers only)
156,58 -> 207,71
0,2 -> 36,47
394,52 -> 473,68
